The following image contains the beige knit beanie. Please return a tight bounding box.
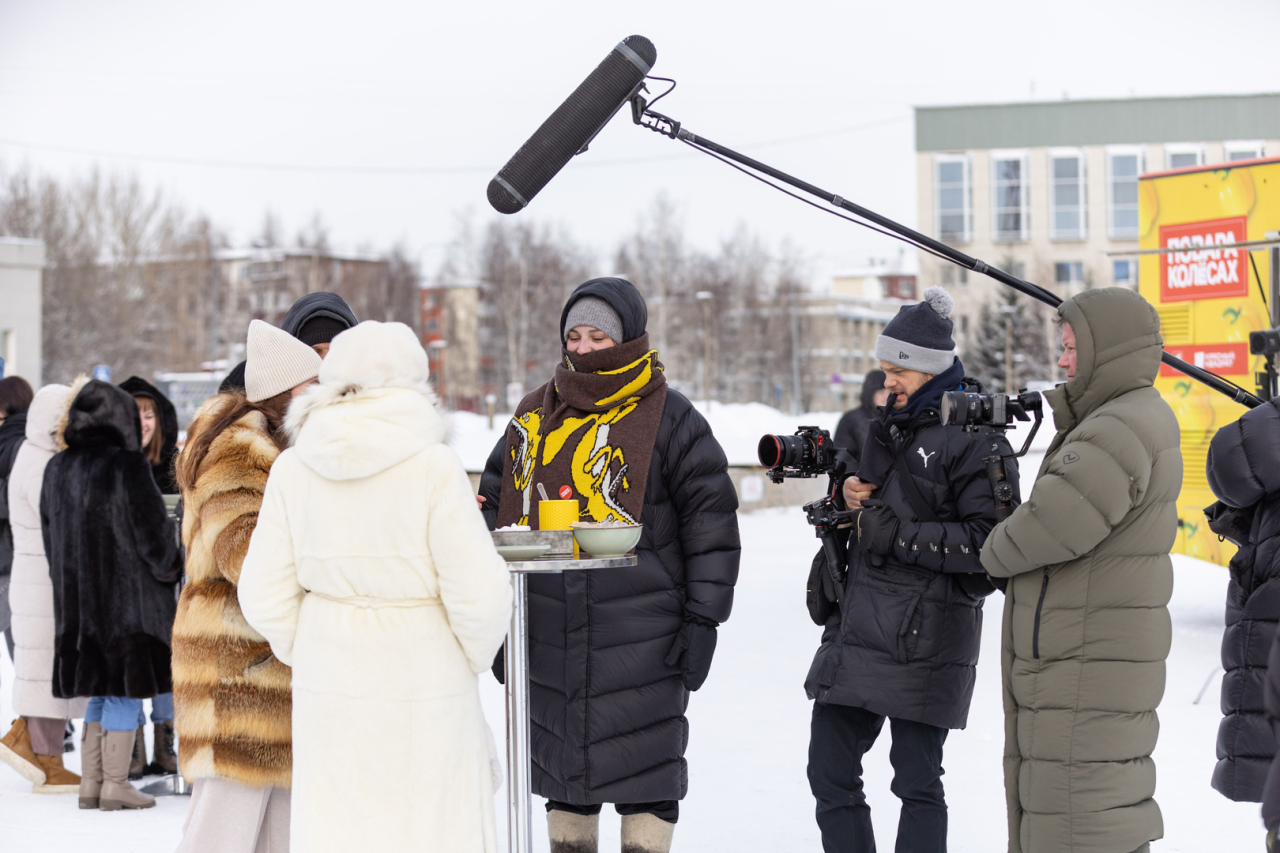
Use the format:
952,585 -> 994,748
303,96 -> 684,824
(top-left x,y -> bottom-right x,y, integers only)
245,319 -> 323,402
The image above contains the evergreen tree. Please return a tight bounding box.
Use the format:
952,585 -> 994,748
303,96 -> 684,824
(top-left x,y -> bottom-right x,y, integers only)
963,289 -> 1053,392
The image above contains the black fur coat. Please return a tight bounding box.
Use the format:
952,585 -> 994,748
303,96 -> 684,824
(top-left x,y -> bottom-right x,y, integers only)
42,379 -> 182,699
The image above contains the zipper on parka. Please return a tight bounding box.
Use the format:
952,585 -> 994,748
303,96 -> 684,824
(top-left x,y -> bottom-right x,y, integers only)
1032,569 -> 1049,660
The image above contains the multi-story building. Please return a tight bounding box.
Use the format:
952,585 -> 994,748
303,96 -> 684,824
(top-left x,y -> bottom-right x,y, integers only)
0,237 -> 45,388
420,281 -> 482,411
914,93 -> 1280,350
797,263 -> 917,412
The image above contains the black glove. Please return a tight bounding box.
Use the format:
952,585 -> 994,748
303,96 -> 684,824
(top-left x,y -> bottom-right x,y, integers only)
857,500 -> 900,562
664,615 -> 719,691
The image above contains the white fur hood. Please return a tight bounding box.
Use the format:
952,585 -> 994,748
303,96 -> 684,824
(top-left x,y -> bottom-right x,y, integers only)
24,384 -> 73,453
284,320 -> 447,481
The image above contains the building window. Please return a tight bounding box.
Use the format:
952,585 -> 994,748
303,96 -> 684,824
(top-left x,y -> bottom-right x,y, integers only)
1107,147 -> 1143,240
1113,259 -> 1136,284
1050,150 -> 1087,241
991,151 -> 1030,242
935,154 -> 972,243
1055,262 -> 1084,285
1165,143 -> 1203,170
940,265 -> 969,285
1225,140 -> 1264,162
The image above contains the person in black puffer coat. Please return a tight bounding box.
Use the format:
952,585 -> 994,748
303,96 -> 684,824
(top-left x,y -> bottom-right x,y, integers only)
480,278 -> 740,853
1205,396 -> 1280,805
833,369 -> 887,468
806,287 -> 1016,853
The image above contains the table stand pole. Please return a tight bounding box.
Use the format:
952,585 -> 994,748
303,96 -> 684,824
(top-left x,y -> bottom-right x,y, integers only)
505,571 -> 532,853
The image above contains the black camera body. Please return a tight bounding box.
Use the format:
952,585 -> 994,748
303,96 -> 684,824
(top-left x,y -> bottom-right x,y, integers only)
940,389 -> 1042,429
758,426 -> 839,484
939,389 -> 1044,522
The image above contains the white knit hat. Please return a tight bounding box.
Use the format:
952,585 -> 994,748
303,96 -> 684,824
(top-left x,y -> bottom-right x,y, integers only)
245,320 -> 323,402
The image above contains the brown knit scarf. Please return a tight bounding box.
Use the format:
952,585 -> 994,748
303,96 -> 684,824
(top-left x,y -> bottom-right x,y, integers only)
496,334 -> 667,528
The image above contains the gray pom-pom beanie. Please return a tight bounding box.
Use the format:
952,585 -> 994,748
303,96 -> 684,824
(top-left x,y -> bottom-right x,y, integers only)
874,286 -> 957,375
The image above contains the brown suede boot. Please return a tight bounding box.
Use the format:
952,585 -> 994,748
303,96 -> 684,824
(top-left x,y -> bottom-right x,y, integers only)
33,752 -> 81,794
547,809 -> 599,853
99,730 -> 155,810
79,722 -> 104,808
128,725 -> 147,779
621,813 -> 675,853
144,721 -> 177,775
0,718 -> 47,785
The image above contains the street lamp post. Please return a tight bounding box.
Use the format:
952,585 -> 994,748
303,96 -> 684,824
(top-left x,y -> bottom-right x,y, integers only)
695,291 -> 713,411
999,304 -> 1018,395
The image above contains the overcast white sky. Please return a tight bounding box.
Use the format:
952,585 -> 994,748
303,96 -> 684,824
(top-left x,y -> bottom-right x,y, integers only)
3,0 -> 1278,284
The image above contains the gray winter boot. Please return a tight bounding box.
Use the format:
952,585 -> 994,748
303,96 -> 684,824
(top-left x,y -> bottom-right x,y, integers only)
78,722 -> 104,809
547,808 -> 599,853
621,813 -> 675,853
99,730 -> 155,810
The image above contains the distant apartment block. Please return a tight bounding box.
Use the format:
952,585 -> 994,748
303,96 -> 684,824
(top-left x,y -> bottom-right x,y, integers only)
914,93 -> 1280,349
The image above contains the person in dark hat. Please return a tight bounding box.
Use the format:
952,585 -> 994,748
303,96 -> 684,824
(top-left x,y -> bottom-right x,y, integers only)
219,292 -> 358,392
478,277 -> 741,853
806,287 -> 1016,853
834,369 -> 888,469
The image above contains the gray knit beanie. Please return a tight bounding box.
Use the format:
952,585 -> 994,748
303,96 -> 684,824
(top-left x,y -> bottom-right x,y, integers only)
563,296 -> 624,344
875,286 -> 957,375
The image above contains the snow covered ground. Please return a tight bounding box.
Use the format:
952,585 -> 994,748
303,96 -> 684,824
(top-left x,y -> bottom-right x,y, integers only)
0,402 -> 1266,850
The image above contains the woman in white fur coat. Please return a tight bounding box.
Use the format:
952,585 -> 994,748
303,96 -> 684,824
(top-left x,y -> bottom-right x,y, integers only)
238,320 -> 513,853
5,384 -> 87,788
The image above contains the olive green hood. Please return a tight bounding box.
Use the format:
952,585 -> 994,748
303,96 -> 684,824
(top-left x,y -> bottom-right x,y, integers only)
1047,287 -> 1164,433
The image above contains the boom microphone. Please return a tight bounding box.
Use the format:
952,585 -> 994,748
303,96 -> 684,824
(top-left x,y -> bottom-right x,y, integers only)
487,35 -> 656,214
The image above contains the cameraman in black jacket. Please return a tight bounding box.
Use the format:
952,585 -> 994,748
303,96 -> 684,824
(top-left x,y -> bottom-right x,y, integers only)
806,287 -> 1017,853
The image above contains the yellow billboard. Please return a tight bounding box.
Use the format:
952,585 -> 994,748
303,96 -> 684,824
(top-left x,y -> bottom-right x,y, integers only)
1138,157 -> 1279,566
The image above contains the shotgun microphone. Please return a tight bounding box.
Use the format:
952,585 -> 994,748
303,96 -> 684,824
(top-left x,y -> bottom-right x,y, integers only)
487,35 -> 656,214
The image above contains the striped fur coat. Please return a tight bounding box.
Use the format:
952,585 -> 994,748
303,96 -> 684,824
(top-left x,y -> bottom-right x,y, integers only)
172,394 -> 292,788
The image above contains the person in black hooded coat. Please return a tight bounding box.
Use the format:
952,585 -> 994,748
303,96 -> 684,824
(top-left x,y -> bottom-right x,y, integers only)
479,278 -> 740,853
833,369 -> 887,468
0,376 -> 35,658
118,376 -> 179,495
218,291 -> 358,392
1205,396 -> 1280,805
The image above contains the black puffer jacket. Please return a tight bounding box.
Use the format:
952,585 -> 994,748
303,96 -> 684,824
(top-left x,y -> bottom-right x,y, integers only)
480,278 -> 740,805
118,376 -> 179,494
42,380 -> 183,699
1206,396 -> 1280,802
806,375 -> 1016,730
0,411 -> 27,579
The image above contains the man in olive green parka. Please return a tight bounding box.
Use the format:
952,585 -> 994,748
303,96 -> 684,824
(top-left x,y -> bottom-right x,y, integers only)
981,288 -> 1182,853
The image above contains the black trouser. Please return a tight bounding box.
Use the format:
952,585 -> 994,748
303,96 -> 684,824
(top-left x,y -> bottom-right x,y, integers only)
808,702 -> 948,853
546,799 -> 679,824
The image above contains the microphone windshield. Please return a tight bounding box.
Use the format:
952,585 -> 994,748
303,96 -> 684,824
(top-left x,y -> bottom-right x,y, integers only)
488,35 -> 656,214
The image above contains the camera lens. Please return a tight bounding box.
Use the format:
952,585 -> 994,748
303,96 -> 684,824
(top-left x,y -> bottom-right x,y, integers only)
757,434 -> 813,469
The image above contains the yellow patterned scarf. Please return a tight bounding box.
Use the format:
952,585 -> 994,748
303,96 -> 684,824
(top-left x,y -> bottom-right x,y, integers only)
497,334 -> 667,528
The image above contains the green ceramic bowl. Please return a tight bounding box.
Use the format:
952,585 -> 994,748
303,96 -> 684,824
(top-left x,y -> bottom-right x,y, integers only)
572,523 -> 642,558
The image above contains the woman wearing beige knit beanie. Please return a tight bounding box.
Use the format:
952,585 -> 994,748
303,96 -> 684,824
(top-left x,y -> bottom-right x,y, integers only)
169,319 -> 321,853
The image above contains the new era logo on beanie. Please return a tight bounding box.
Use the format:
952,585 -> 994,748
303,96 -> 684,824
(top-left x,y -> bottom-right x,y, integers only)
875,287 -> 957,375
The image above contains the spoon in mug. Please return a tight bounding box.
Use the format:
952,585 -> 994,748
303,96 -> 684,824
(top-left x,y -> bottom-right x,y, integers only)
537,483 -> 550,502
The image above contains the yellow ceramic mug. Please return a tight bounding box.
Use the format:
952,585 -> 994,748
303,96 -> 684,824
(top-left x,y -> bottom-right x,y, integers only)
538,499 -> 580,557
